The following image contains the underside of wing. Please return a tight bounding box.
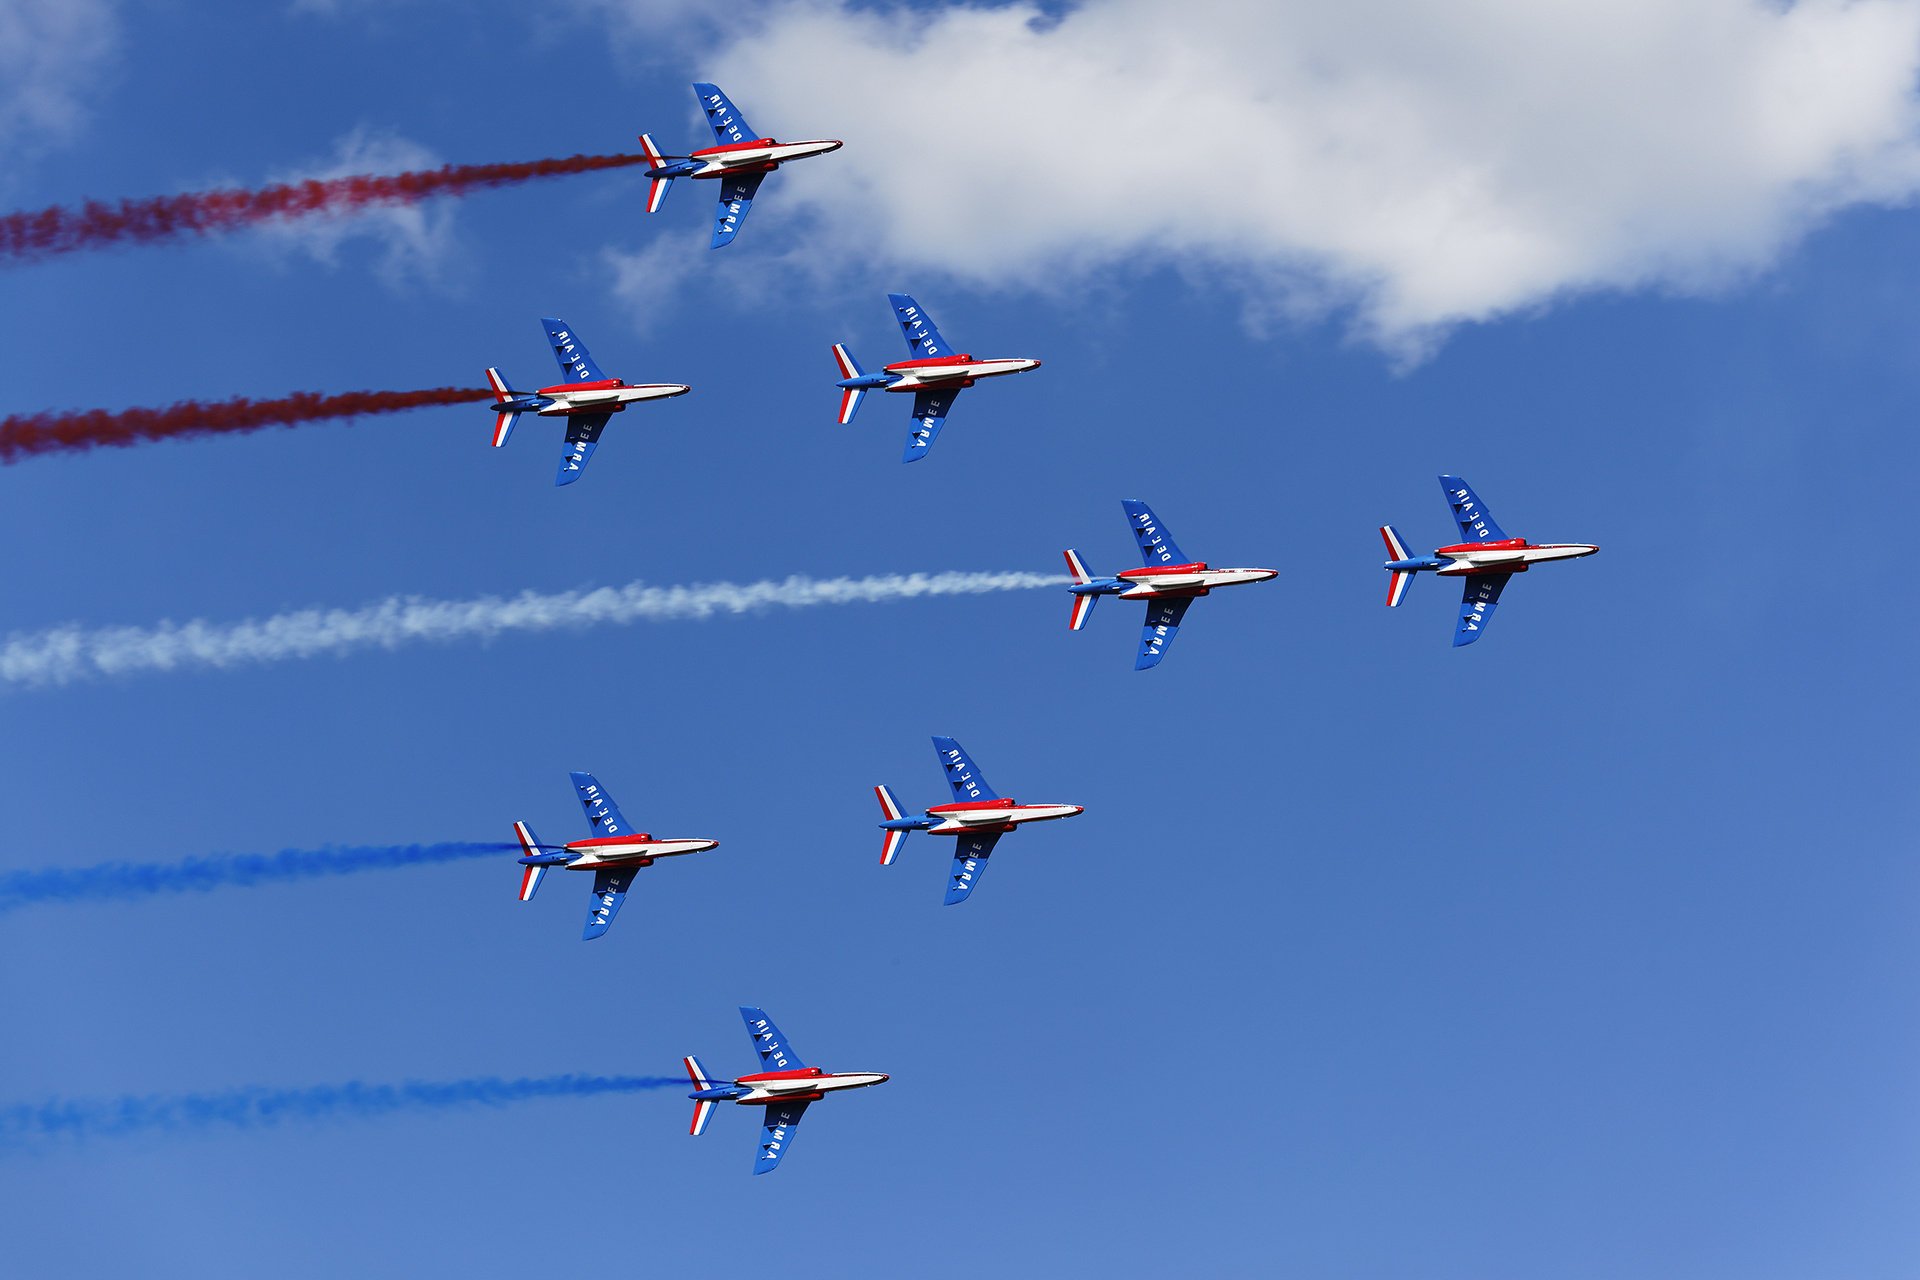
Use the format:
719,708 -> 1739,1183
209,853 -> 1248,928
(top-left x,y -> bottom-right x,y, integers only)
902,388 -> 959,462
711,171 -> 768,249
556,413 -> 612,487
581,866 -> 637,941
1454,574 -> 1511,646
754,1100 -> 810,1174
945,829 -> 1004,905
1136,596 -> 1194,670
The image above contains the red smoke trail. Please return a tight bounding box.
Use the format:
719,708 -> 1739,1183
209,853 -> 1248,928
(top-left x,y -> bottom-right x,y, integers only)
1,152 -> 651,264
0,387 -> 494,463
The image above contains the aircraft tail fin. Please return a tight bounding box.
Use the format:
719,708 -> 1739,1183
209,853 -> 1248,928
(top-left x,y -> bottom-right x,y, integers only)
833,344 -> 867,424
876,785 -> 910,866
683,1055 -> 718,1136
639,133 -> 674,213
1063,549 -> 1098,631
485,368 -> 519,447
1380,525 -> 1415,607
513,821 -> 548,901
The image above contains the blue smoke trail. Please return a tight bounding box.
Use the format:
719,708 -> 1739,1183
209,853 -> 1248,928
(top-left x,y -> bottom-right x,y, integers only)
0,841 -> 516,916
0,1074 -> 686,1146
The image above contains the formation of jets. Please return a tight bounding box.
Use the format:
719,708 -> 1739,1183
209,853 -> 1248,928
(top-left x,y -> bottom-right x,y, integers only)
467,84 -> 1603,1175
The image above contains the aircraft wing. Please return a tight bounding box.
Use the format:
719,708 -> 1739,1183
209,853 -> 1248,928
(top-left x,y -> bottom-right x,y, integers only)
556,414 -> 611,487
581,866 -> 637,941
931,736 -> 999,802
710,171 -> 767,249
741,1006 -> 807,1071
945,829 -> 1003,906
902,387 -> 960,463
1454,574 -> 1511,647
1439,474 -> 1508,542
693,82 -> 756,146
887,293 -> 952,359
569,771 -> 634,836
1120,499 -> 1188,565
1136,596 -> 1194,670
541,317 -> 606,382
754,1099 -> 810,1175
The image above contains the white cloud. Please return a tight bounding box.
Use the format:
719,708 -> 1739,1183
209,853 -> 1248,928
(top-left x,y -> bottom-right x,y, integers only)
0,0 -> 119,159
646,0 -> 1920,353
245,128 -> 463,287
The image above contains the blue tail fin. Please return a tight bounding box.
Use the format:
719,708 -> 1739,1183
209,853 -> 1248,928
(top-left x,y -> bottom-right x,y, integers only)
931,736 -> 998,803
1121,499 -> 1188,565
887,293 -> 952,359
1438,475 -> 1508,542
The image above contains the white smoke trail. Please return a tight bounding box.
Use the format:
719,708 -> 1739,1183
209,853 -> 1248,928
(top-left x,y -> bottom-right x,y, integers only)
0,570 -> 1064,689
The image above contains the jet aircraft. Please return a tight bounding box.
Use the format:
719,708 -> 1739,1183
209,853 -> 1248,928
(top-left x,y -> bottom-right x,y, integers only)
1064,499 -> 1278,669
639,83 -> 842,248
874,736 -> 1083,904
832,294 -> 1042,462
683,1007 -> 888,1174
1381,475 -> 1599,646
512,771 -> 718,940
485,317 -> 689,486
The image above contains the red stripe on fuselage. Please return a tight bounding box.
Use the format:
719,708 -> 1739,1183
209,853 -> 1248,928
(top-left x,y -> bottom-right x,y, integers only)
691,138 -> 778,157
885,355 -> 978,371
736,1068 -> 825,1083
1116,562 -> 1208,578
537,379 -> 625,394
926,799 -> 1016,813
1436,539 -> 1528,555
565,834 -> 657,849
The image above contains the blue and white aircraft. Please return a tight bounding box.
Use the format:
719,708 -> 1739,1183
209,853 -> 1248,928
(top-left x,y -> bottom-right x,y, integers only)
833,294 -> 1042,462
874,737 -> 1082,905
485,317 -> 689,486
511,772 -> 718,941
1064,499 -> 1278,670
683,1007 -> 889,1175
1381,475 -> 1599,647
639,83 -> 842,248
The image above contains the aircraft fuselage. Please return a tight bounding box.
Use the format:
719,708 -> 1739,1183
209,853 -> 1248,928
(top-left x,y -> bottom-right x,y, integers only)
920,798 -> 1083,835
1429,539 -> 1599,575
713,1068 -> 890,1105
880,355 -> 1042,390
1110,562 -> 1279,599
681,138 -> 843,177
526,379 -> 691,417
558,834 -> 719,869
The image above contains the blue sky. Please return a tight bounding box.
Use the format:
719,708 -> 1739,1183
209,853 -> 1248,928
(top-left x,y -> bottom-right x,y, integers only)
3,1 -> 1920,1275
